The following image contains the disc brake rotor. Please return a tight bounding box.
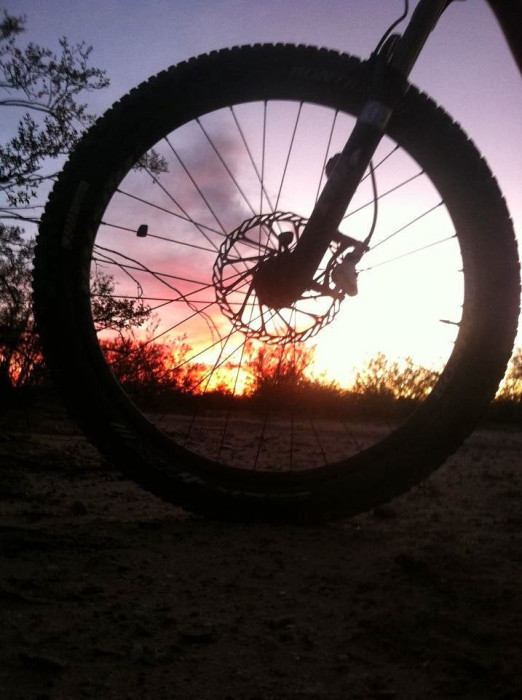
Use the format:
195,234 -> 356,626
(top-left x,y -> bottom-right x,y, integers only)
212,211 -> 343,344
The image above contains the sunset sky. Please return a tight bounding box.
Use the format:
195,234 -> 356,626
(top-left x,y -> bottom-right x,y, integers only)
11,0 -> 520,216
12,0 -> 522,201
9,0 -> 522,374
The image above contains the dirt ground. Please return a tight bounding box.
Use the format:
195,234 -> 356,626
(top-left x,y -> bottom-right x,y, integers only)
1,402 -> 521,700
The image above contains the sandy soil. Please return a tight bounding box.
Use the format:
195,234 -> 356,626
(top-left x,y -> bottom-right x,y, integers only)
1,404 -> 521,700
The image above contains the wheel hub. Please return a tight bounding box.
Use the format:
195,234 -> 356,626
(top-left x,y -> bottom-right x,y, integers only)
212,212 -> 345,344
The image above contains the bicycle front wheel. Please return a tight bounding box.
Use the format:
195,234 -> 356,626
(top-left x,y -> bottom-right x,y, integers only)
34,45 -> 520,522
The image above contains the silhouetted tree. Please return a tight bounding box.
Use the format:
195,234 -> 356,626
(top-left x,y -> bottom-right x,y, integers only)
0,224 -> 39,397
91,271 -> 151,333
0,11 -> 165,399
0,9 -> 109,399
245,341 -> 315,396
352,352 -> 439,401
0,9 -> 166,223
0,222 -> 153,396
0,9 -> 110,223
100,328 -> 202,403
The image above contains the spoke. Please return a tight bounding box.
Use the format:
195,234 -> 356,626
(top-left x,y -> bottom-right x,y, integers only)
94,246 -> 207,289
274,309 -> 299,334
165,321 -> 237,377
258,298 -> 268,335
368,202 -> 444,253
192,332 -> 247,392
165,135 -> 228,235
236,281 -> 256,321
147,299 -> 184,314
240,233 -> 276,253
161,135 -> 261,278
101,221 -> 217,255
221,266 -> 258,294
253,413 -> 270,471
284,306 -> 323,321
145,299 -> 218,348
97,296 -> 220,366
95,244 -> 247,300
225,251 -> 270,264
141,165 -> 226,254
92,291 -> 181,316
171,297 -> 281,379
216,315 -> 258,460
343,170 -> 425,222
274,102 -> 303,211
196,117 -> 257,217
310,418 -> 328,465
341,421 -> 363,452
259,101 -> 267,215
361,144 -> 400,181
315,110 -> 339,204
93,246 -> 220,342
360,233 -> 457,273
114,188 -> 223,237
188,268 -> 262,455
230,105 -> 275,214
94,294 -> 258,308
93,251 -> 144,299
93,293 -> 196,303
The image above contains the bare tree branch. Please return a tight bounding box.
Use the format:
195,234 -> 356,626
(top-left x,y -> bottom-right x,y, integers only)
0,11 -> 109,220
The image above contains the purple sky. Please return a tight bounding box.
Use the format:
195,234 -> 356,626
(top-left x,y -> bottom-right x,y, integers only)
9,0 -> 522,344
12,0 -> 520,221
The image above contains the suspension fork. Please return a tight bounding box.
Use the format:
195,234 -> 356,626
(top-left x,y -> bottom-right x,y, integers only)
284,0 -> 451,292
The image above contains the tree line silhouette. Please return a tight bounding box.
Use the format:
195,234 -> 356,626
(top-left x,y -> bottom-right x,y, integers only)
97,333 -> 522,422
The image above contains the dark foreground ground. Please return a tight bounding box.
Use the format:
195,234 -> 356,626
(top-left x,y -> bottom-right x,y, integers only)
0,404 -> 521,700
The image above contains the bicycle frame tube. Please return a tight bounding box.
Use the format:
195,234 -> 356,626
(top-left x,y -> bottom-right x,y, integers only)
487,0 -> 522,74
391,0 -> 450,76
256,0 -> 449,307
